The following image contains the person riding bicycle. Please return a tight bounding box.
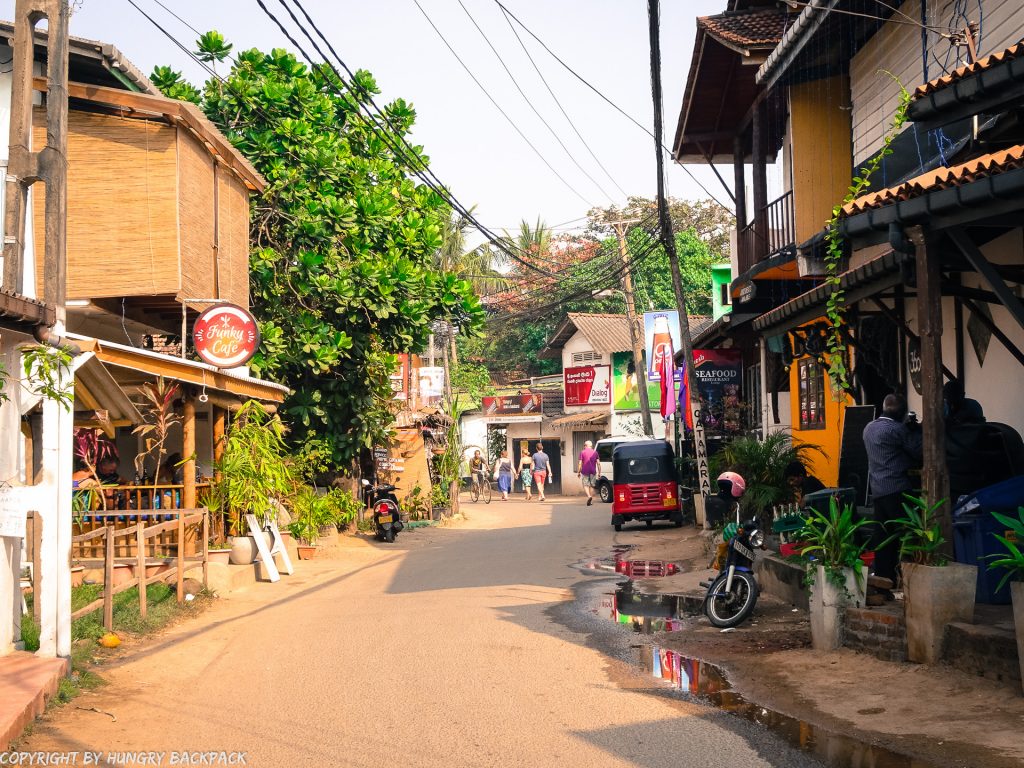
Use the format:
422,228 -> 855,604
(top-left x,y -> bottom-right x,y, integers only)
469,450 -> 489,491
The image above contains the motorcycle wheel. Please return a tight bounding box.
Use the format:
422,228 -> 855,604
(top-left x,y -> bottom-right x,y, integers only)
384,527 -> 395,543
704,571 -> 758,628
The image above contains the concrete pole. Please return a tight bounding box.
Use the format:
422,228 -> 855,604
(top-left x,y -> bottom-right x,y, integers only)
612,221 -> 653,437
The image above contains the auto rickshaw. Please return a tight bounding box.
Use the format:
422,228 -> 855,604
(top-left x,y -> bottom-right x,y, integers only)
610,440 -> 688,531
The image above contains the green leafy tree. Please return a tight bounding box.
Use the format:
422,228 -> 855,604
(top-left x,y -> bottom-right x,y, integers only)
153,40 -> 483,464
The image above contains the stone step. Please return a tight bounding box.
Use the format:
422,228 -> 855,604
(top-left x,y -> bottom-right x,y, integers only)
0,652 -> 69,749
943,621 -> 1020,686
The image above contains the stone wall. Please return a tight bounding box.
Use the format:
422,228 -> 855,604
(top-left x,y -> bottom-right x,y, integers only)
844,607 -> 908,663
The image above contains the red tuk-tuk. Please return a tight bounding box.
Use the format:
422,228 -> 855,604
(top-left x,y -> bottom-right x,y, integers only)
611,440 -> 687,531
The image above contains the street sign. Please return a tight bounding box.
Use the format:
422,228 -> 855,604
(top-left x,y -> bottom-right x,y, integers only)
0,486 -> 42,538
481,394 -> 543,415
192,303 -> 261,369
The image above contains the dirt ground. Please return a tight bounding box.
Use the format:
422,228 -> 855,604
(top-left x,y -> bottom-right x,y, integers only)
620,528 -> 1024,768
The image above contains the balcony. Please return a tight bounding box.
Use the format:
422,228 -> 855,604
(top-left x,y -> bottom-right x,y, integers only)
737,190 -> 795,276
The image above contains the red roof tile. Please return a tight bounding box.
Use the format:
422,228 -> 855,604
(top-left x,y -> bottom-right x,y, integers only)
698,8 -> 792,50
913,40 -> 1024,99
841,145 -> 1024,216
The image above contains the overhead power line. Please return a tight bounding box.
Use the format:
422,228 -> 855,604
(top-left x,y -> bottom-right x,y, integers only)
494,0 -> 733,214
410,0 -> 594,207
456,0 -> 615,203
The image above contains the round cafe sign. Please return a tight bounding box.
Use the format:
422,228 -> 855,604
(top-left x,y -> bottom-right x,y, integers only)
192,303 -> 261,368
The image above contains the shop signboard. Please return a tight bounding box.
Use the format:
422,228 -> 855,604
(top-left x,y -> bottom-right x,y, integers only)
192,303 -> 260,368
564,365 -> 611,406
482,394 -> 543,416
418,366 -> 444,405
644,310 -> 679,383
689,349 -> 743,432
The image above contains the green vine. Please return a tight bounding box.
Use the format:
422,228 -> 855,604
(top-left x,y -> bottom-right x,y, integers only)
824,74 -> 911,392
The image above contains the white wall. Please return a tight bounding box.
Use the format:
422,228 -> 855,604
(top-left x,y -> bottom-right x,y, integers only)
902,229 -> 1024,438
851,0 -> 1024,162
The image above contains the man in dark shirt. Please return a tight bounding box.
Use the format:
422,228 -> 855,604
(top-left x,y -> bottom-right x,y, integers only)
863,394 -> 923,584
783,460 -> 825,505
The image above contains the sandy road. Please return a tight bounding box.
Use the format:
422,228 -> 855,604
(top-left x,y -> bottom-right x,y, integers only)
17,497 -> 823,768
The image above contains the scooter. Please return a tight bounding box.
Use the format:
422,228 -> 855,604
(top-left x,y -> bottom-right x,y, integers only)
361,479 -> 403,543
699,517 -> 764,628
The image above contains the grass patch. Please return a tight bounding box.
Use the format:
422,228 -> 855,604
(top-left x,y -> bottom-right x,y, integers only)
21,580 -> 210,709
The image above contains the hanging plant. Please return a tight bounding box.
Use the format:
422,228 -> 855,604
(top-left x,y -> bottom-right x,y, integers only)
823,74 -> 911,392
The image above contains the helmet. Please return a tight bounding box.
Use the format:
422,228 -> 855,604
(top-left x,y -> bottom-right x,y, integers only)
717,471 -> 746,498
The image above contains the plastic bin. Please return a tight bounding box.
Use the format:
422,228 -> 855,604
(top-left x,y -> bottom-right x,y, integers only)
952,511 -> 1016,605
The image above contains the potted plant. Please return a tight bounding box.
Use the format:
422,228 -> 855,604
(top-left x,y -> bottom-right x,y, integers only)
799,496 -> 872,650
207,539 -> 232,566
287,487 -> 333,560
885,495 -> 976,664
986,507 -> 1024,692
206,401 -> 295,565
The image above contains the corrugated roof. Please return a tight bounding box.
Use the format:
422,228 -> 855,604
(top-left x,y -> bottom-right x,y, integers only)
549,410 -> 609,428
540,313 -> 715,359
841,145 -> 1024,216
913,40 -> 1024,99
698,8 -> 791,49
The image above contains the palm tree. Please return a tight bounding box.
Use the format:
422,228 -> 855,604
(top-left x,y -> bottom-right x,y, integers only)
507,217 -> 552,266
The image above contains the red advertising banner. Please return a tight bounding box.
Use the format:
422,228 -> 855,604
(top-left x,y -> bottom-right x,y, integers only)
564,365 -> 611,406
192,303 -> 260,368
482,394 -> 543,415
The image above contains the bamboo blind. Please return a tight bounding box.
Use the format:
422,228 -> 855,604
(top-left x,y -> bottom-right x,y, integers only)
217,170 -> 251,310
178,129 -> 217,303
32,108 -> 180,299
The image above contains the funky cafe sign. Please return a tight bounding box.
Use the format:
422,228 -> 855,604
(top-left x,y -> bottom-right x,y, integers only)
192,304 -> 261,369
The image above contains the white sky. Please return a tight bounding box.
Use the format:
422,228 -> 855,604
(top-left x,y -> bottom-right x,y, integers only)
59,0 -> 730,237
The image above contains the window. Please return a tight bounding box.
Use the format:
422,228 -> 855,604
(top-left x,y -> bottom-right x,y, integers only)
627,457 -> 660,476
597,441 -> 619,462
720,283 -> 731,307
571,351 -> 603,365
798,358 -> 826,430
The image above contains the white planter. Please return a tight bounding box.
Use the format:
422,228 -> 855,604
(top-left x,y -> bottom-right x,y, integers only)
808,563 -> 866,651
1012,582 -> 1024,695
903,562 -> 977,664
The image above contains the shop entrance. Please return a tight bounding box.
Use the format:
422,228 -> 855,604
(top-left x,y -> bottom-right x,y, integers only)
512,437 -> 562,495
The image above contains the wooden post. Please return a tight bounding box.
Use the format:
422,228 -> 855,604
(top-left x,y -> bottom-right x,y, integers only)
907,226 -> 951,547
103,526 -> 113,631
212,406 -> 226,541
751,103 -> 768,262
183,397 -> 196,510
201,510 -> 209,590
136,523 -> 146,620
612,221 -> 653,436
733,133 -> 747,268
176,512 -> 185,604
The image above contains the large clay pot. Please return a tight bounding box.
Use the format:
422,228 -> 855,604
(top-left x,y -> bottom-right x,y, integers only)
903,561 -> 977,664
70,565 -> 85,588
1011,581 -> 1024,694
110,562 -> 134,587
229,533 -> 270,565
208,549 -> 232,565
808,564 -> 866,651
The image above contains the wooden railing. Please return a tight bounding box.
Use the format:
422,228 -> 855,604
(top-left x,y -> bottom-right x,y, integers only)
76,483 -> 211,512
71,509 -> 209,630
736,190 -> 795,275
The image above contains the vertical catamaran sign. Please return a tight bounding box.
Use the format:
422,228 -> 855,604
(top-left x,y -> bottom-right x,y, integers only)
192,303 -> 261,368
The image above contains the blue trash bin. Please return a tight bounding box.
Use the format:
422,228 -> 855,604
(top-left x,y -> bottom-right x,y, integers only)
952,511 -> 1016,605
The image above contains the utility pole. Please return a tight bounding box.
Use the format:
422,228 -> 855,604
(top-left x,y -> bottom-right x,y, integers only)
647,0 -> 709,525
610,220 -> 653,437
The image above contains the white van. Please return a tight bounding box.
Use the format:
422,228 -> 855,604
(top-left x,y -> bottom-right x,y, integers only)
594,435 -> 648,503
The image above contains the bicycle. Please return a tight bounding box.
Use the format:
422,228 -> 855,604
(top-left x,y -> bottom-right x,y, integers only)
469,471 -> 492,504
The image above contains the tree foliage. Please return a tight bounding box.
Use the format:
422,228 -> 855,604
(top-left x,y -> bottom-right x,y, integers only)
154,37 -> 483,464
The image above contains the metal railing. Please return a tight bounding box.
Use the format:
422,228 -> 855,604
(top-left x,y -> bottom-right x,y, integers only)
737,190 -> 795,274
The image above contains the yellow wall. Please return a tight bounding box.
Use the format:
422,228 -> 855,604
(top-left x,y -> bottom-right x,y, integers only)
790,76 -> 853,244
788,320 -> 854,486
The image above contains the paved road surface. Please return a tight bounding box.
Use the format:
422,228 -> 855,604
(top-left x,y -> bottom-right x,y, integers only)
20,498 -> 823,767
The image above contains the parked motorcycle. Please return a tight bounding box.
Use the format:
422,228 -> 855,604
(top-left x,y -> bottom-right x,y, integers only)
361,479 -> 404,543
699,516 -> 764,628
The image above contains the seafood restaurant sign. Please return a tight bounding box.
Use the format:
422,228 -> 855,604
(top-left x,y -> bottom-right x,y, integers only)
192,304 -> 261,368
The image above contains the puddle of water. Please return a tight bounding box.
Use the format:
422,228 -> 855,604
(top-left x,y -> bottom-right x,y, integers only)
594,587 -> 686,633
634,644 -> 938,768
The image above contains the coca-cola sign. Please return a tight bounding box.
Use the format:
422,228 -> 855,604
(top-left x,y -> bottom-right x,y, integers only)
192,303 -> 260,368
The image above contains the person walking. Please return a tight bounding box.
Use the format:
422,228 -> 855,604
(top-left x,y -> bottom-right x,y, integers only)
863,393 -> 923,590
577,440 -> 600,506
495,450 -> 513,501
518,452 -> 534,501
469,449 -> 489,497
531,442 -> 554,502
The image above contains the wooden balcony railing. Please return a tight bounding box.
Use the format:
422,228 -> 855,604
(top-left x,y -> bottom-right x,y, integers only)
737,190 -> 796,275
